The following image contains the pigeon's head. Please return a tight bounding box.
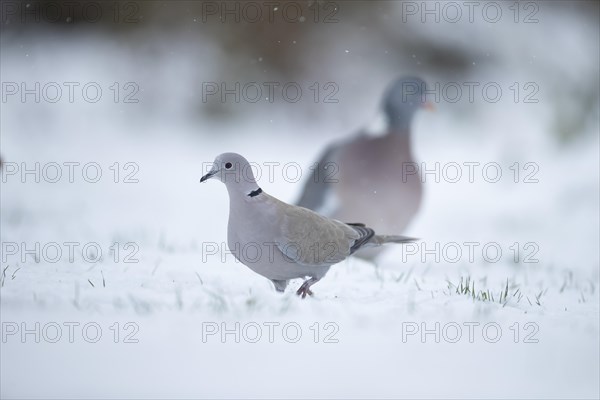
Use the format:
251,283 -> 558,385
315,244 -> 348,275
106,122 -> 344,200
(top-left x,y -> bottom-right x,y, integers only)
201,153 -> 261,195
383,77 -> 433,132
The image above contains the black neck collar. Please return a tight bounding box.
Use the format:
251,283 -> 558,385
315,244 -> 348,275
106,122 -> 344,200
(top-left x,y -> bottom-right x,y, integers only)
247,188 -> 262,197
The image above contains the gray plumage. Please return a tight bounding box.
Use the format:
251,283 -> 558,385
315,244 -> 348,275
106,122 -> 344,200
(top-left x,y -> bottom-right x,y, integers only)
296,77 -> 430,259
201,152 -> 415,297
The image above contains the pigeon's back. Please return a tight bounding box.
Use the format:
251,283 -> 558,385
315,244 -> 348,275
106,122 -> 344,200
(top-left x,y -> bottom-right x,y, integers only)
296,77 -> 429,256
328,133 -> 422,237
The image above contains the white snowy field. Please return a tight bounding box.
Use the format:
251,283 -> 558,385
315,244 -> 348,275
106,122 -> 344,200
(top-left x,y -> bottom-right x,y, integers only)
1,116 -> 598,398
1,2 -> 599,398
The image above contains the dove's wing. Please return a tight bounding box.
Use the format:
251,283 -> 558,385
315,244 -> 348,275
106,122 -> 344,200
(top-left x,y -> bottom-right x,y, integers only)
275,203 -> 372,267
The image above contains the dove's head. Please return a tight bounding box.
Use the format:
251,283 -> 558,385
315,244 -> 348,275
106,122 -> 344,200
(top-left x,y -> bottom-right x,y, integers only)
383,77 -> 433,132
201,153 -> 261,196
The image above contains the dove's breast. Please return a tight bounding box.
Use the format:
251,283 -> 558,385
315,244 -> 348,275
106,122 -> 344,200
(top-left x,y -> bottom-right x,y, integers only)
226,195 -> 324,281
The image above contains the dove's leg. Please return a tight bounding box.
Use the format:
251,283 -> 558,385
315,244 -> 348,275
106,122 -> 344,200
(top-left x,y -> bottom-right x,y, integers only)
296,277 -> 319,299
271,279 -> 288,293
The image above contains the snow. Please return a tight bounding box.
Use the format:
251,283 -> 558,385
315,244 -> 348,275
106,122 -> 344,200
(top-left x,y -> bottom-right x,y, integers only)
1,3 -> 599,398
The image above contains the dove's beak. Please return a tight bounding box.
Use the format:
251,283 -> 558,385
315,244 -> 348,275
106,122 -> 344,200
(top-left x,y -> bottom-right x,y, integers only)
200,168 -> 218,182
422,101 -> 435,111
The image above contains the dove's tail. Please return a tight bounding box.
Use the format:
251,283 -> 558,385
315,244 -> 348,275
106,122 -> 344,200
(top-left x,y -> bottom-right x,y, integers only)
346,223 -> 418,253
368,235 -> 418,246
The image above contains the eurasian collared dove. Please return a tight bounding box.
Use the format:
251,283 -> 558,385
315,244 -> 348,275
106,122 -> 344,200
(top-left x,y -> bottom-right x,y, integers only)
296,77 -> 431,259
200,152 -> 415,297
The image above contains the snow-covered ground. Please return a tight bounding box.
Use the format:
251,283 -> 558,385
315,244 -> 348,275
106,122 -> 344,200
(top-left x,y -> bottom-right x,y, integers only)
1,3 -> 599,398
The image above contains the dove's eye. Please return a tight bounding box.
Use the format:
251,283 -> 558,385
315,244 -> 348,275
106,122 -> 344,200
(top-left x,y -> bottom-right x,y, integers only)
225,162 -> 233,169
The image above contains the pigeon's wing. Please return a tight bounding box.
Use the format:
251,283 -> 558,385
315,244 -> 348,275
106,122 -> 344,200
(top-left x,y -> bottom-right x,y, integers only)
295,144 -> 339,213
295,132 -> 369,214
275,205 -> 365,267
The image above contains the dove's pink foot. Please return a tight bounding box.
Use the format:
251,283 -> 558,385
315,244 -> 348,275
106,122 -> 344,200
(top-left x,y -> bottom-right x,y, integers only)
296,278 -> 318,299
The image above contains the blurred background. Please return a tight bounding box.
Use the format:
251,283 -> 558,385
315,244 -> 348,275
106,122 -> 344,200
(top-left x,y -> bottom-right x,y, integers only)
1,0 -> 598,244
1,1 -> 599,398
2,1 -> 598,138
